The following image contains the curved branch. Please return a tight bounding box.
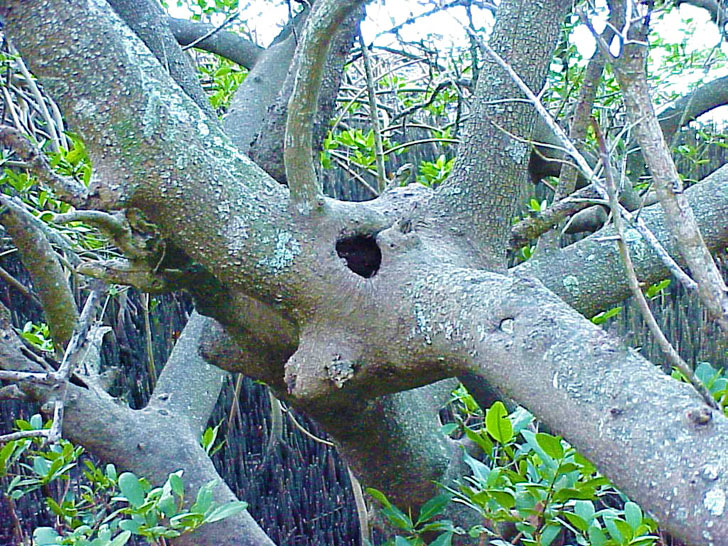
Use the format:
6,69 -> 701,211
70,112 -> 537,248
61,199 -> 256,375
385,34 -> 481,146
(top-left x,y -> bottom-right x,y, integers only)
167,17 -> 264,69
250,7 -> 359,184
0,196 -> 78,348
285,0 -> 364,210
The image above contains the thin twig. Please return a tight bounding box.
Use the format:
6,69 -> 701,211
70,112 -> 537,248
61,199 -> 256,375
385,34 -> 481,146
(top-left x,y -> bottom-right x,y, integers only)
593,118 -> 719,410
470,32 -> 697,292
357,32 -> 387,191
181,11 -> 240,51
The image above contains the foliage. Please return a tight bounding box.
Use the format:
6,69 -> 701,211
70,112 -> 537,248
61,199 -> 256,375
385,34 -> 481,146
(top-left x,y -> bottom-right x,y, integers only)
417,155 -> 454,187
672,361 -> 728,413
367,488 -> 462,546
20,321 -> 55,353
196,55 -> 248,114
371,401 -> 659,545
1,416 -> 247,545
321,128 -> 398,172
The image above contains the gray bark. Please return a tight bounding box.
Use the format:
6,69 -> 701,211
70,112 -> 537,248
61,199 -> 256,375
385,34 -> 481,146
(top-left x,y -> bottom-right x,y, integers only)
3,0 -> 728,544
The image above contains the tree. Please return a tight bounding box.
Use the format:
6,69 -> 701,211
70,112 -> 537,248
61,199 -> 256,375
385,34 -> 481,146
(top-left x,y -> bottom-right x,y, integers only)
1,0 -> 728,544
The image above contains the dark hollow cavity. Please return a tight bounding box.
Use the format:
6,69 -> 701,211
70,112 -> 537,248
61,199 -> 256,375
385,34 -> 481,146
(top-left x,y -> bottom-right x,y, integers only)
336,235 -> 381,278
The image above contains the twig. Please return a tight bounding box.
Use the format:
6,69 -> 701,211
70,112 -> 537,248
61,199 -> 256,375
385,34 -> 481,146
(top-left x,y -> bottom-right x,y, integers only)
181,11 -> 240,52
593,118 -> 719,410
357,32 -> 387,191
332,156 -> 379,197
11,49 -> 66,152
280,404 -> 334,446
0,429 -> 48,445
0,264 -> 41,306
605,2 -> 728,333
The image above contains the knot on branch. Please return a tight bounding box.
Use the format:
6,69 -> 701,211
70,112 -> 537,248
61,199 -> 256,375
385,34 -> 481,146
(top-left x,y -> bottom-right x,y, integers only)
376,222 -> 421,255
284,330 -> 363,403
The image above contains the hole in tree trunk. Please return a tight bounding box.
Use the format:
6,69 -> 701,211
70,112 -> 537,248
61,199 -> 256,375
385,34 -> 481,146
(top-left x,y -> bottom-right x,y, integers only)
336,235 -> 381,278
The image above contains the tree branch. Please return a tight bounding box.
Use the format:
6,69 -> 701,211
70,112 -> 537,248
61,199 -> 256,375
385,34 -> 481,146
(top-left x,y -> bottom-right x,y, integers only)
285,0 -> 364,211
428,0 -> 570,270
0,196 -> 78,348
167,17 -> 264,69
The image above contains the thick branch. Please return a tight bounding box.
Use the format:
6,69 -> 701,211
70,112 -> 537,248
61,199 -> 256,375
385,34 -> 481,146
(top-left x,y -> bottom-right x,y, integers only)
167,17 -> 263,69
428,0 -> 570,270
250,8 -> 360,184
412,268 -> 728,545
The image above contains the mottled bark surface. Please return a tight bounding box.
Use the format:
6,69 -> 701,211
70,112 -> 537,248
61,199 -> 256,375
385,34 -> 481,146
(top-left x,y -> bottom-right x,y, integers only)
1,0 -> 728,544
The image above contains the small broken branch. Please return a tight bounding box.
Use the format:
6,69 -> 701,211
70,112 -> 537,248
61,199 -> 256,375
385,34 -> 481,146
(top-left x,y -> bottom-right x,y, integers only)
54,210 -> 148,261
46,285 -> 105,443
77,258 -> 172,293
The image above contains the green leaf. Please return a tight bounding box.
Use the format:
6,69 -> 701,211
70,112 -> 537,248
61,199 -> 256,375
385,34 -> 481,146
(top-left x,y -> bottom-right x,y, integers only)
169,472 -> 184,497
382,505 -> 414,532
464,427 -> 493,456
416,493 -> 451,525
485,401 -> 513,444
563,512 -> 588,532
535,433 -> 564,460
366,487 -> 392,508
428,532 -> 453,546
109,531 -> 132,546
118,473 -> 145,508
624,501 -> 642,530
191,480 -> 216,514
588,524 -> 608,546
541,524 -> 562,546
204,501 -> 248,523
33,527 -> 60,545
463,451 -> 490,484
489,490 -> 515,509
119,518 -> 141,534
574,500 -> 596,522
440,423 -> 458,436
394,537 -> 412,546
